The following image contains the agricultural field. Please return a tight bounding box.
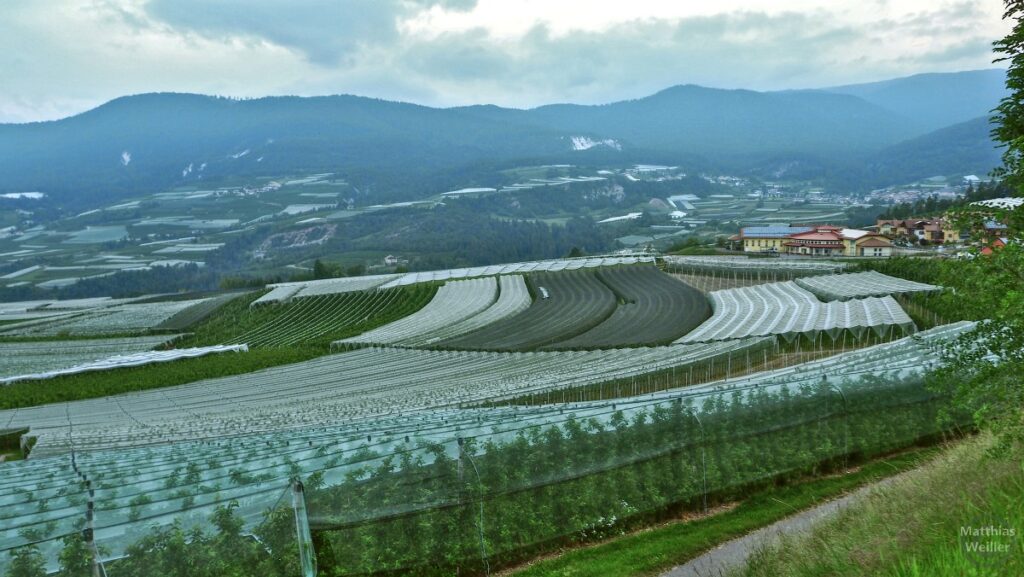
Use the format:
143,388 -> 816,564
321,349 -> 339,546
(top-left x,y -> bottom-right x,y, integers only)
338,277 -> 497,347
416,274 -> 532,345
185,284 -> 437,348
1,344 -> 246,384
0,335 -> 179,381
793,270 -> 940,301
5,337 -> 771,454
0,173 -> 357,291
544,265 -> 710,349
155,291 -> 248,330
0,322 -> 975,576
441,270 -> 617,350
677,278 -> 916,343
663,255 -> 848,279
668,271 -> 771,292
0,298 -> 211,337
0,252 -> 991,577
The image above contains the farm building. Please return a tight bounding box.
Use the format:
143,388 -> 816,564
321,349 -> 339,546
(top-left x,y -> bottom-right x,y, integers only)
730,225 -> 893,256
730,225 -> 812,253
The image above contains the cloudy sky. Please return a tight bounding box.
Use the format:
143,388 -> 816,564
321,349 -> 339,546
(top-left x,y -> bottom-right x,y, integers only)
0,0 -> 1010,123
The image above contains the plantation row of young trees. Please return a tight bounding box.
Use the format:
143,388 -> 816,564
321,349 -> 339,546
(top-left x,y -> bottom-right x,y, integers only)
5,371 -> 966,577
305,375 -> 962,575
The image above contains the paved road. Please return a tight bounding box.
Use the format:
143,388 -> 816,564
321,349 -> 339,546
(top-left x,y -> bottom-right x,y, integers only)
661,475 -> 901,577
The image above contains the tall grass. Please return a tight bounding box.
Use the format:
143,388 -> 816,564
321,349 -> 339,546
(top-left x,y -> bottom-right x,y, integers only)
734,433 -> 1023,577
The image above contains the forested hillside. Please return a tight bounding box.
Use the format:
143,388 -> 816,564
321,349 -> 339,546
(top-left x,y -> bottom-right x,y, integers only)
862,116 -> 1002,186
0,70 -> 1008,210
826,69 -> 1007,131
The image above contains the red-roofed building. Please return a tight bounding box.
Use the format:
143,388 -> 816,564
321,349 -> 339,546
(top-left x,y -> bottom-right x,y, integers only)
980,237 -> 1010,256
876,218 -> 959,244
732,224 -> 892,256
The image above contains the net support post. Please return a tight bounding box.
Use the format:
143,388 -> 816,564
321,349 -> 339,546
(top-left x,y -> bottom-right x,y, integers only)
677,399 -> 709,514
823,376 -> 850,470
291,479 -> 318,577
85,492 -> 104,577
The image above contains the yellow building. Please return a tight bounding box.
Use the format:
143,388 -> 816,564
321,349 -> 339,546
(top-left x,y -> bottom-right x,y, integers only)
732,225 -> 893,257
730,226 -> 814,254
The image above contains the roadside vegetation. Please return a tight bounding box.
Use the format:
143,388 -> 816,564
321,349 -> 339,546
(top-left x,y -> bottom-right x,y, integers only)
734,433 -> 1023,577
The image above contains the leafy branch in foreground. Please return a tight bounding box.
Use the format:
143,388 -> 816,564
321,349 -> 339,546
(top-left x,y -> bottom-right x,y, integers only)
932,0 -> 1024,452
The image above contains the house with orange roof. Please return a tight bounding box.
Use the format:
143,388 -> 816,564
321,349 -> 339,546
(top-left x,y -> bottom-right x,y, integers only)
980,237 -> 1010,256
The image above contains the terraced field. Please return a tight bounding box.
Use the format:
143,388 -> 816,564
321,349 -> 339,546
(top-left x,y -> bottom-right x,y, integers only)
0,299 -> 210,337
338,277 -> 497,347
544,265 -> 710,349
156,291 -> 249,330
669,271 -> 772,293
441,270 -> 616,351
419,275 -> 532,345
664,256 -> 847,280
6,338 -> 772,455
794,271 -> 941,301
0,254 -> 970,577
215,285 -> 437,348
0,335 -> 180,381
677,280 -> 917,343
0,322 -> 976,576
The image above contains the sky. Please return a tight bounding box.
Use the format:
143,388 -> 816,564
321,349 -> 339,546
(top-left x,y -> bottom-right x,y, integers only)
0,0 -> 1011,123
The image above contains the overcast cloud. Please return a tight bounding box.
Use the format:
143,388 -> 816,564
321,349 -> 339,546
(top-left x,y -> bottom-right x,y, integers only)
0,0 -> 1010,123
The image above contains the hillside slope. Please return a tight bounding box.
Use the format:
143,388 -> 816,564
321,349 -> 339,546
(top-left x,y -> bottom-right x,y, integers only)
0,70 -> 1007,209
862,116 -> 1001,186
0,93 -> 576,209
826,69 -> 1007,131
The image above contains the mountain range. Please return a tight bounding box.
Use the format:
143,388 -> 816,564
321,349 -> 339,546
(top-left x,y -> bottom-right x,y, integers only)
0,69 -> 1007,210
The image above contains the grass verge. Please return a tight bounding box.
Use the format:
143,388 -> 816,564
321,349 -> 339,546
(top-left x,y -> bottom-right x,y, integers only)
507,443 -> 946,577
734,433 -> 1023,577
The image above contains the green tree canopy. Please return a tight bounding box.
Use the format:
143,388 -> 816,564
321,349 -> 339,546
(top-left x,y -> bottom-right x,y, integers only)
937,0 -> 1024,451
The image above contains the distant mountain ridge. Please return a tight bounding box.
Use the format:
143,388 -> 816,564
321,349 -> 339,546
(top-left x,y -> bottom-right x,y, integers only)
826,69 -> 1006,131
0,69 -> 1008,210
864,115 -> 1002,186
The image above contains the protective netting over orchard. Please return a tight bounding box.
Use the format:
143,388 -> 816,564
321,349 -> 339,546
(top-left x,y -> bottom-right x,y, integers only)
5,338 -> 771,456
664,255 -> 848,277
253,256 -> 656,304
0,335 -> 179,382
794,271 -> 941,301
0,344 -> 247,385
0,322 -> 976,577
0,298 -> 212,337
252,274 -> 403,306
677,280 -> 917,343
337,277 -> 499,347
379,256 -> 655,288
